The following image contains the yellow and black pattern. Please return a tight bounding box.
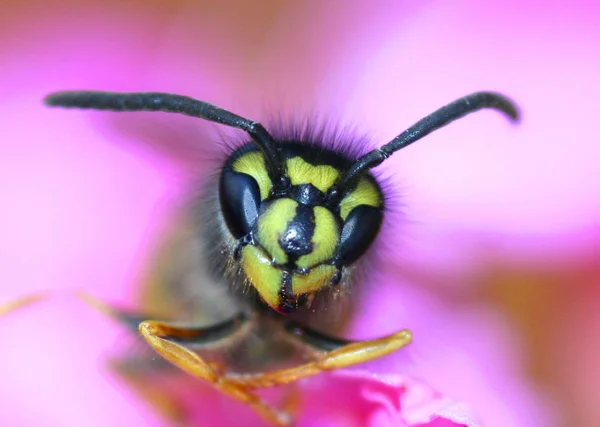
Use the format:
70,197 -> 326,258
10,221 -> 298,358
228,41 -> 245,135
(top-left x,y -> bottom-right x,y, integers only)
222,145 -> 384,313
232,151 -> 272,200
231,149 -> 382,209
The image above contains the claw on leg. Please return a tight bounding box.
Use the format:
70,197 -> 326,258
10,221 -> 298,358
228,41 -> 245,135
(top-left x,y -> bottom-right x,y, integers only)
138,320 -> 292,426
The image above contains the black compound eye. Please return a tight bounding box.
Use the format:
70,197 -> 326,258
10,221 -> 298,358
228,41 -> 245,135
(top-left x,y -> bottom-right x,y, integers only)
220,170 -> 261,239
338,205 -> 383,266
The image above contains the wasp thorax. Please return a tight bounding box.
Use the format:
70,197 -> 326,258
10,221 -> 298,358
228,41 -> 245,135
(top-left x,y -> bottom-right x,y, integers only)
219,145 -> 384,313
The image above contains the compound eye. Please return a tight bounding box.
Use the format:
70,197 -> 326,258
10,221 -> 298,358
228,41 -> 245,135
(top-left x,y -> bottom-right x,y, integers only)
338,205 -> 383,266
220,170 -> 262,239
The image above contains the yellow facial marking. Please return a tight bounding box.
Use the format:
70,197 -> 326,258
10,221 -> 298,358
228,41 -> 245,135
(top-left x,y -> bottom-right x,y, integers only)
292,265 -> 337,295
339,178 -> 382,220
256,199 -> 298,265
241,245 -> 282,308
297,206 -> 339,269
232,151 -> 272,200
286,157 -> 340,193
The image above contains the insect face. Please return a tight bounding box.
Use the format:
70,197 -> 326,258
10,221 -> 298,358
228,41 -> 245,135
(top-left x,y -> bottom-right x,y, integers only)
43,90 -> 519,316
220,144 -> 384,313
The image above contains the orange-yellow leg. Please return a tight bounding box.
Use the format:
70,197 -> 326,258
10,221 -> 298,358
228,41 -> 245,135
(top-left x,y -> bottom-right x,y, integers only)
226,329 -> 413,389
0,293 -> 47,316
76,292 -> 200,425
77,293 -> 412,426
139,319 -> 412,426
139,320 -> 292,427
76,294 -> 289,425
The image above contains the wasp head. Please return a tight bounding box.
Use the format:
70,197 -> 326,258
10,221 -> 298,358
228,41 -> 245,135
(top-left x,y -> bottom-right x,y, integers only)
220,145 -> 383,314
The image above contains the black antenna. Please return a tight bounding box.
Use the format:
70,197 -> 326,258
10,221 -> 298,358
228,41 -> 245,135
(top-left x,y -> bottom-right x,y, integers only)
330,91 -> 520,202
44,91 -> 287,185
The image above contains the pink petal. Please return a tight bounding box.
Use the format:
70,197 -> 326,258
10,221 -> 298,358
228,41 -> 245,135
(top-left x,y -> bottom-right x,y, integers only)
325,370 -> 480,427
108,361 -> 481,427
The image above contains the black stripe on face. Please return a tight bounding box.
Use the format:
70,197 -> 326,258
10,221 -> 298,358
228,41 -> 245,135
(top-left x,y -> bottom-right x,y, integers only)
278,270 -> 295,313
277,205 -> 315,266
289,183 -> 326,206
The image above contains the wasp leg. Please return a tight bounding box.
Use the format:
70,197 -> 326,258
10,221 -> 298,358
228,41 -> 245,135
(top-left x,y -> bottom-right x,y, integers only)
77,292 -> 198,424
139,320 -> 293,427
226,322 -> 413,389
0,293 -> 47,316
77,293 -> 290,426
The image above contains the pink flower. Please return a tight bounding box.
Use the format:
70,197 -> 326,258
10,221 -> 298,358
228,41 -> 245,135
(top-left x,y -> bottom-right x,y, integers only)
2,1 -> 597,426
128,367 -> 481,426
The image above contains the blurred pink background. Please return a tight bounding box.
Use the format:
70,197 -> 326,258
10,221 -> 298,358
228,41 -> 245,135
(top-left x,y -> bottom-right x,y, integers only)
1,1 -> 599,426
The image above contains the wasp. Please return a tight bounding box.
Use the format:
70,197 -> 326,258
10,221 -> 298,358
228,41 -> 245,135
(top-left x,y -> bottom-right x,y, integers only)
4,91 -> 518,425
